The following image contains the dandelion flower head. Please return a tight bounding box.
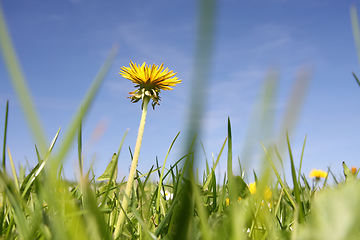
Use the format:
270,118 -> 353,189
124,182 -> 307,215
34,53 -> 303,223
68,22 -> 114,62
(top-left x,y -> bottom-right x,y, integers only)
120,60 -> 181,109
248,182 -> 272,201
309,169 -> 327,179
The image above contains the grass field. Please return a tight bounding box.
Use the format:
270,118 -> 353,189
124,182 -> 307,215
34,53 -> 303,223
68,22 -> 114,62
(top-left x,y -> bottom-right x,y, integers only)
2,2 -> 360,240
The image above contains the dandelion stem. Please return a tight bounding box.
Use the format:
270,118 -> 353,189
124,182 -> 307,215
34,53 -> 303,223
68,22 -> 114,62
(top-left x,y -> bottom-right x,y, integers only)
114,96 -> 150,238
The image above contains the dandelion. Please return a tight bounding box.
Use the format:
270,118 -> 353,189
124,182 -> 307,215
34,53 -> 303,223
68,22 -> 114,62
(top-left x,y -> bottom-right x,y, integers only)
309,169 -> 327,180
248,182 -> 272,201
225,197 -> 241,206
114,61 -> 180,238
120,60 -> 181,109
248,182 -> 257,195
226,182 -> 272,206
351,167 -> 357,175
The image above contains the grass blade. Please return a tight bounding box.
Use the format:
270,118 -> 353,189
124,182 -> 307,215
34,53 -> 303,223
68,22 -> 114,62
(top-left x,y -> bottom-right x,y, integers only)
2,100 -> 9,171
156,132 -> 180,222
287,132 -> 304,223
352,72 -> 360,87
203,136 -> 227,190
297,135 -> 307,184
7,147 -> 19,191
351,6 -> 360,68
53,45 -> 118,169
0,4 -> 47,153
262,141 -> 296,210
78,108 -> 83,178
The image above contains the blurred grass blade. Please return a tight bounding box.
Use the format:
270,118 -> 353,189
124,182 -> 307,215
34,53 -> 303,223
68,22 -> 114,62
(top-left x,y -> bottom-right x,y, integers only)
217,173 -> 227,213
342,161 -> 355,182
262,141 -> 296,210
45,127 -> 61,160
7,147 -> 19,191
351,6 -> 360,67
156,131 -> 180,221
21,128 -> 60,199
240,70 -> 278,173
298,135 -> 307,184
131,206 -> 157,240
287,132 -> 304,223
82,180 -> 111,240
0,4 -> 47,154
53,44 -> 118,168
352,72 -> 360,87
154,195 -> 177,236
2,100 -> 9,171
99,128 -> 128,207
183,0 -> 217,161
203,136 -> 227,190
1,175 -> 30,239
191,172 -> 211,240
78,108 -> 83,177
277,67 -> 311,154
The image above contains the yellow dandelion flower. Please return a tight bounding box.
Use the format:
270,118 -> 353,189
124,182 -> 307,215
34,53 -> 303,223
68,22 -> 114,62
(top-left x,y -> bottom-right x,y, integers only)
120,60 -> 181,109
248,182 -> 257,195
309,169 -> 327,179
225,197 -> 241,206
248,182 -> 272,201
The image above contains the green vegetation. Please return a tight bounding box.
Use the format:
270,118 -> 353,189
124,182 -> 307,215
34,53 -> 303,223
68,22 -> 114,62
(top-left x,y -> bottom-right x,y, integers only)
1,2 -> 360,240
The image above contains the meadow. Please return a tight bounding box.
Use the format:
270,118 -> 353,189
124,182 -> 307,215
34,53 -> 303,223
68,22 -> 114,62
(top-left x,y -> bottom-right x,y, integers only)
2,2 -> 360,240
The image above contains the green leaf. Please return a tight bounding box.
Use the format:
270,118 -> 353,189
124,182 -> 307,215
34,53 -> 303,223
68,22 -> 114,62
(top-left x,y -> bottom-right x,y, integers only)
233,175 -> 250,199
342,161 -> 355,181
97,153 -> 118,182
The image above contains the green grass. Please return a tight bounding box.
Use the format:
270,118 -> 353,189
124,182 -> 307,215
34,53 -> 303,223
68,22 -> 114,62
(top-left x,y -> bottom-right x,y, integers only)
2,1 -> 360,240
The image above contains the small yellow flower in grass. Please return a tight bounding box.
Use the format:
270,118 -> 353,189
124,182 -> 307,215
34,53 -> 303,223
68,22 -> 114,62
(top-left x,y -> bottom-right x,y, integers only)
248,182 -> 257,195
248,182 -> 272,201
120,60 -> 181,109
309,169 -> 327,180
351,167 -> 357,175
225,197 -> 241,206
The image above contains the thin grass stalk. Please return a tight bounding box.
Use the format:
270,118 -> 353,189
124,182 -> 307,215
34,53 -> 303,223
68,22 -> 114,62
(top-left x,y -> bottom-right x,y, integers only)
7,147 -> 19,191
287,132 -> 304,223
227,117 -> 235,203
352,72 -> 360,87
2,100 -> 9,172
261,141 -> 296,210
203,136 -> 227,190
156,132 -> 180,223
191,171 -> 211,240
100,129 -> 128,208
297,135 -> 307,185
78,108 -> 83,178
114,96 -> 150,238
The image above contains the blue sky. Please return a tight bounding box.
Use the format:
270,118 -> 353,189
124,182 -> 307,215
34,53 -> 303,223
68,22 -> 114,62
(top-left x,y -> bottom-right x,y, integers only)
1,0 -> 360,182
